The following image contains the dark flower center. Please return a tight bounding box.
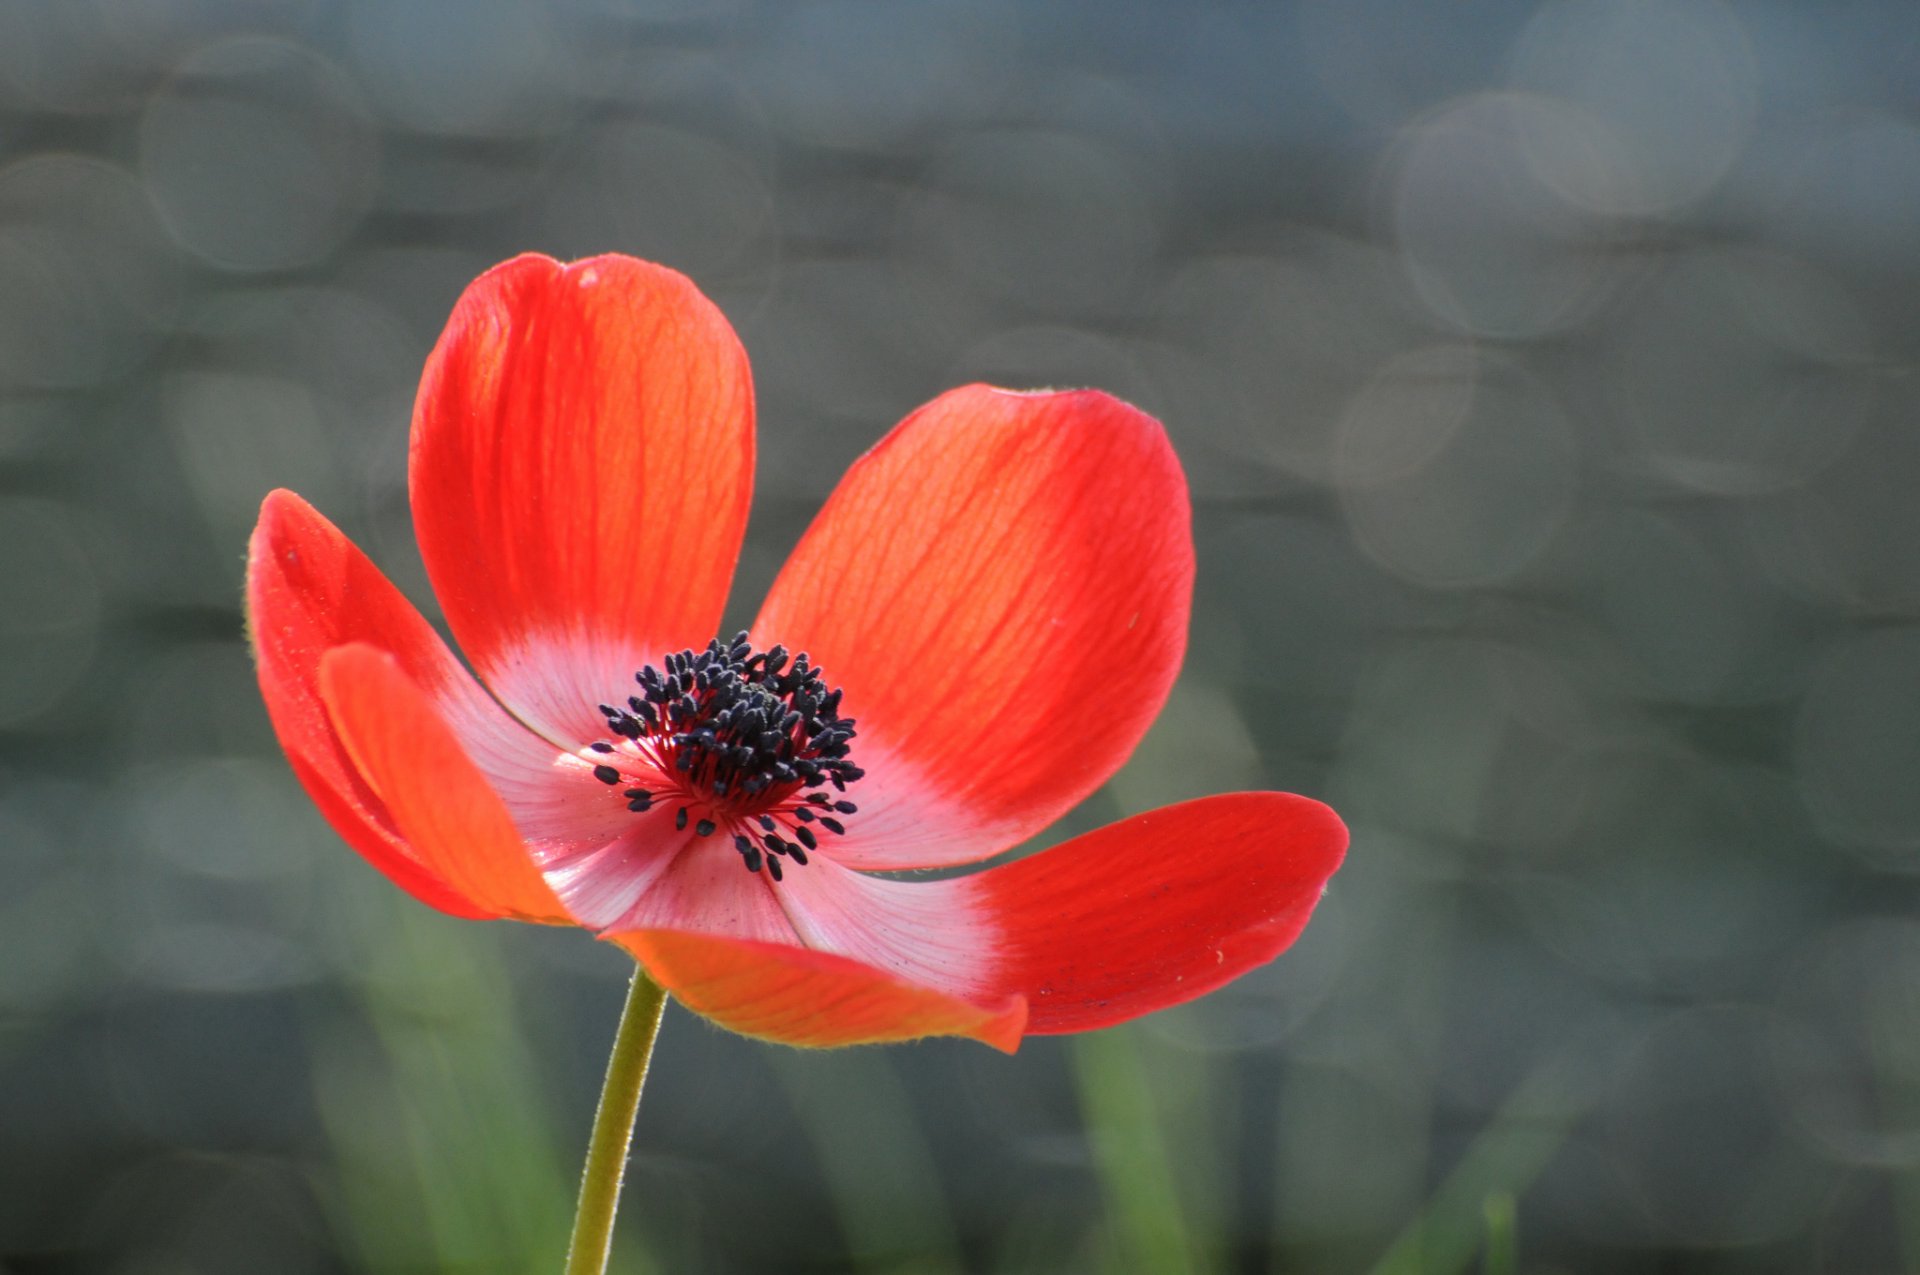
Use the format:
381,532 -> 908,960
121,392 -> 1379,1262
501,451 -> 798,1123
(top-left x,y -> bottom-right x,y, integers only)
589,631 -> 862,879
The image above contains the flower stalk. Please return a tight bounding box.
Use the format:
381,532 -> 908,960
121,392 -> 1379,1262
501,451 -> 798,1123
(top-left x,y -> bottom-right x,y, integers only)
564,965 -> 668,1275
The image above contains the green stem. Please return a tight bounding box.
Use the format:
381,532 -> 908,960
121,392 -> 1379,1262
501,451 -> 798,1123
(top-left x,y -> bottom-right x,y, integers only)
1480,1192 -> 1516,1275
564,965 -> 669,1275
1071,1028 -> 1200,1275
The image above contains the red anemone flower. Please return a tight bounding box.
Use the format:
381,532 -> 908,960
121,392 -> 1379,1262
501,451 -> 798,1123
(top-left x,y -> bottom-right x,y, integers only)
246,253 -> 1346,1052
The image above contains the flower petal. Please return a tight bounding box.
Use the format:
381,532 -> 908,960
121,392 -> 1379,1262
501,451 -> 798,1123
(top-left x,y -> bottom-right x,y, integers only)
764,856 -> 1000,1001
752,385 -> 1193,870
559,810 -> 796,942
609,793 -> 1342,1048
610,927 -> 1028,1052
318,645 -> 573,924
247,489 -> 531,917
410,253 -> 755,745
974,792 -> 1347,1034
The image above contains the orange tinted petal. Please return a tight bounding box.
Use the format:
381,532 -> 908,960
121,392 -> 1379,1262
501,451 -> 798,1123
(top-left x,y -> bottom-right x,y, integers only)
318,645 -> 572,924
611,928 -> 1028,1052
977,793 -> 1347,1034
247,490 -> 499,918
753,385 -> 1192,869
411,253 -> 754,745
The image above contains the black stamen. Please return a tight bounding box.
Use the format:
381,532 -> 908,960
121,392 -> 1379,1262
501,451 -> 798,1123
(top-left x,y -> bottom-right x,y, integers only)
586,631 -> 865,878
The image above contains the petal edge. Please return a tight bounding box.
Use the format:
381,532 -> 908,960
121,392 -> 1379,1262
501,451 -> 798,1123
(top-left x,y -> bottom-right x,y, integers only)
247,489 -> 490,917
611,927 -> 1028,1052
975,792 -> 1347,1034
318,644 -> 573,924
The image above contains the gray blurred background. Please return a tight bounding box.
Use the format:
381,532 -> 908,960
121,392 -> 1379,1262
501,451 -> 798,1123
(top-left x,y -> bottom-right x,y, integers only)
2,0 -> 1918,1271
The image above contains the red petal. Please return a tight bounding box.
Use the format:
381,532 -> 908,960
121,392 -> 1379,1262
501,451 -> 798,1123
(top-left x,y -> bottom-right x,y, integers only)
976,793 -> 1347,1034
610,928 -> 1027,1052
752,385 -> 1193,869
247,489 -> 502,918
318,645 -> 572,924
410,253 -> 754,745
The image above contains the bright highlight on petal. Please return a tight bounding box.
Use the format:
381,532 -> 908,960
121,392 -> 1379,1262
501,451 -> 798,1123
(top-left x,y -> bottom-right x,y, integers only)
245,251 -> 1349,1052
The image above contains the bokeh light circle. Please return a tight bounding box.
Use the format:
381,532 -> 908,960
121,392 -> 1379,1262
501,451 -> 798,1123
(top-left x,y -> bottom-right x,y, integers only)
1509,0 -> 1757,215
139,37 -> 377,273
